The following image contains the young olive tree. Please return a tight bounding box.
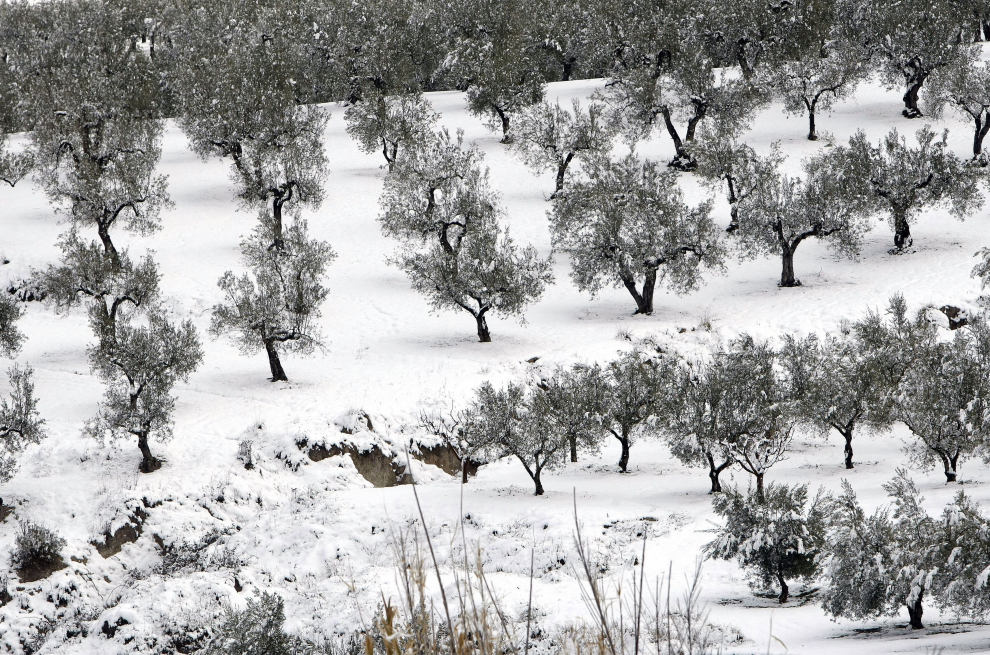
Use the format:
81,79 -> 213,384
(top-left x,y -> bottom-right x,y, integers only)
896,316 -> 986,483
87,309 -> 203,473
832,127 -> 983,252
0,365 -> 46,510
344,92 -> 439,172
24,0 -> 170,270
534,364 -> 605,463
770,36 -> 866,141
707,483 -> 833,603
925,46 -> 990,159
730,151 -> 873,288
175,3 -> 327,247
590,350 -> 676,473
0,294 -> 24,358
549,153 -> 725,315
211,220 -> 335,382
462,380 -> 569,495
862,0 -> 969,118
508,99 -> 613,198
820,480 -> 896,622
380,130 -> 552,341
780,319 -> 900,469
882,470 -> 943,629
39,237 -> 159,343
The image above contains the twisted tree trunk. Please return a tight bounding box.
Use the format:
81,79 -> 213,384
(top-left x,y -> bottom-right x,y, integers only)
264,339 -> 288,382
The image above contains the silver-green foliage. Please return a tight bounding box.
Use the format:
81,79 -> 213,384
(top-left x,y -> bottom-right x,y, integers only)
706,482 -> 833,604
211,220 -> 335,382
508,99 -> 613,197
549,153 -> 724,315
380,129 -> 552,342
0,365 -> 46,484
87,309 -> 203,472
345,92 -> 439,172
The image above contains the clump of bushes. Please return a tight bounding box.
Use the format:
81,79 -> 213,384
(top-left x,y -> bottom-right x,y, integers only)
205,592 -> 314,655
10,520 -> 66,581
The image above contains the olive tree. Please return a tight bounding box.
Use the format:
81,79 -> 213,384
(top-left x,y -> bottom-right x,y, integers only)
380,130 -> 552,341
20,1 -> 169,269
780,321 -> 900,470
211,220 -> 335,382
861,0 -> 969,118
692,128 -> 781,230
344,92 -> 439,172
87,309 -> 203,473
770,36 -> 866,141
549,153 -> 725,315
925,46 -> 990,158
729,150 -> 873,288
462,380 -> 570,495
589,350 -> 676,473
446,0 -> 546,141
832,127 -> 984,252
707,483 -> 833,603
174,2 -> 328,247
896,315 -> 987,483
508,99 -> 613,198
0,134 -> 30,188
534,364 -> 605,463
0,365 -> 46,501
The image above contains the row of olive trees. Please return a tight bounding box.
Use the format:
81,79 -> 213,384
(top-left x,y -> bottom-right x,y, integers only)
429,295 -> 990,496
705,470 -> 990,629
0,1 -> 336,477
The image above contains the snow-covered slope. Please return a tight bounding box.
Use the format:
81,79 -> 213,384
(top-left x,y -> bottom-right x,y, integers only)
1,76 -> 989,654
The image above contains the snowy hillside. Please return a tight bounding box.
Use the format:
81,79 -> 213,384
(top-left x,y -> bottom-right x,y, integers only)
2,75 -> 990,655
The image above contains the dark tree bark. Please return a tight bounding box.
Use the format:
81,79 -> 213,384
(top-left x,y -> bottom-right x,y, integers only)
940,449 -> 959,483
272,197 -> 285,249
902,73 -> 927,119
780,245 -> 799,287
475,312 -> 491,343
907,592 -> 924,629
561,57 -> 576,82
616,433 -> 630,472
892,210 -> 912,251
495,106 -> 511,143
777,570 -> 789,604
807,107 -> 818,141
264,339 -> 288,382
619,268 -> 657,315
755,471 -> 765,501
842,427 -> 855,469
382,138 -> 398,172
552,152 -> 574,198
97,220 -> 121,271
706,453 -> 732,493
569,434 -> 578,462
659,106 -> 699,170
532,469 -> 545,495
137,430 -> 162,473
973,113 -> 990,157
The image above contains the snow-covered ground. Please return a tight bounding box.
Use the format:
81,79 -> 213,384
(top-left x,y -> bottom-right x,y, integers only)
1,76 -> 989,654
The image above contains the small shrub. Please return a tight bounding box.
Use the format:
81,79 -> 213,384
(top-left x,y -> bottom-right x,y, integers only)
205,592 -> 313,655
11,520 -> 66,581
